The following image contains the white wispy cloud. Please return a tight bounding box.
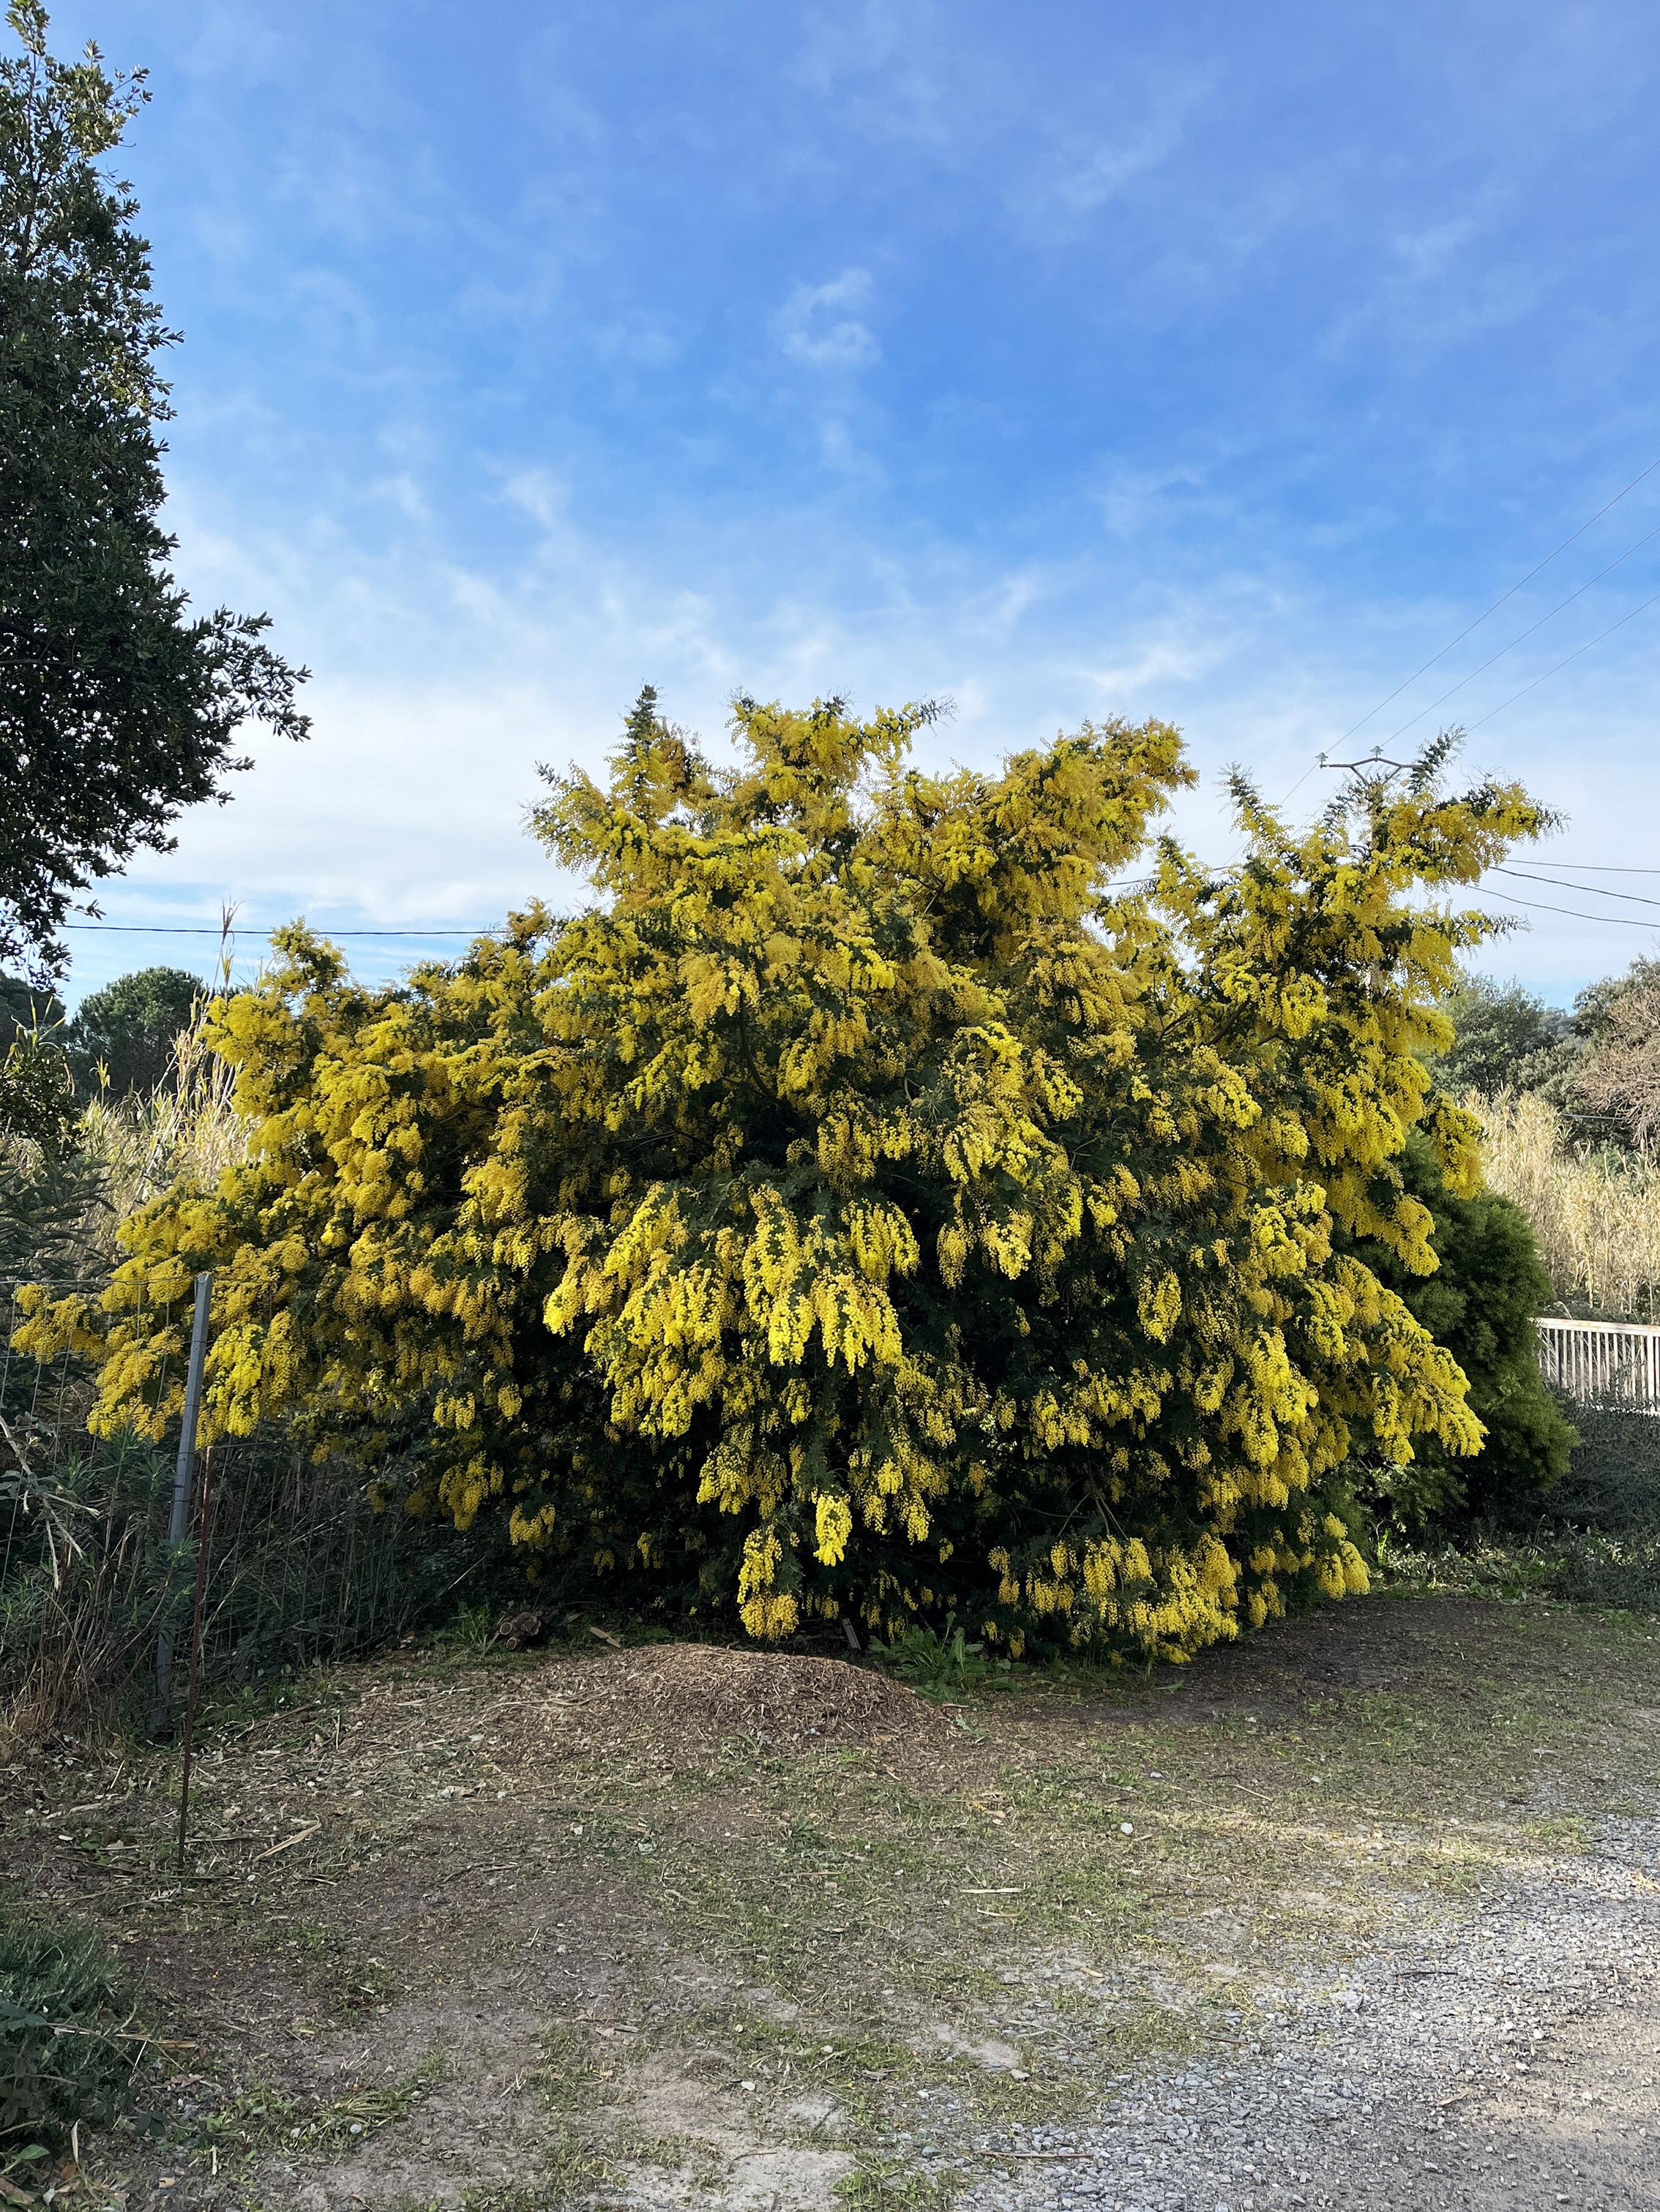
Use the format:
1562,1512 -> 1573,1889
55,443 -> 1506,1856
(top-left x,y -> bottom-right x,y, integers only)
773,269 -> 881,370
1045,72 -> 1215,215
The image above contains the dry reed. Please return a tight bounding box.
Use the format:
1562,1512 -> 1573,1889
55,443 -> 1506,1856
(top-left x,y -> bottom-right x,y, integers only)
71,1014 -> 248,1264
4,1009 -> 250,1743
1469,1090 -> 1660,1324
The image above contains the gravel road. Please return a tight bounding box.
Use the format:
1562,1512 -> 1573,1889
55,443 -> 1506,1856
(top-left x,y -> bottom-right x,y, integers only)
960,1813 -> 1659,2212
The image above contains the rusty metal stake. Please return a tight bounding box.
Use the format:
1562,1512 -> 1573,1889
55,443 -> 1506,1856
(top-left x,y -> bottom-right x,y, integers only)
176,1447 -> 215,1875
153,1269 -> 213,1734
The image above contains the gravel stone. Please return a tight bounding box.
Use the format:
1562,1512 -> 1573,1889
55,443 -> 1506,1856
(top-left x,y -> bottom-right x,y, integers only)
957,1803 -> 1660,2212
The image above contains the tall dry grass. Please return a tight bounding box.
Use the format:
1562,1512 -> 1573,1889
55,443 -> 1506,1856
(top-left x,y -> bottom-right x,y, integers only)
3,1012 -> 251,1743
72,1012 -> 248,1267
1469,1090 -> 1660,1323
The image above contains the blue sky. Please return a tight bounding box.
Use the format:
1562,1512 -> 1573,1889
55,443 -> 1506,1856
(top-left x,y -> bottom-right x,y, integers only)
35,0 -> 1660,1007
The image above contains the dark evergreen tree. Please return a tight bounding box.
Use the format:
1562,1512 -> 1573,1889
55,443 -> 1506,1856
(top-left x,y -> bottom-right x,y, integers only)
66,964 -> 201,1096
1345,1130 -> 1575,1525
0,970 -> 65,1044
0,2 -> 307,980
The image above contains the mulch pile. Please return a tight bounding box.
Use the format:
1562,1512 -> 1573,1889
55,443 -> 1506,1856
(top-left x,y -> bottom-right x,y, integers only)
595,1641 -> 933,1748
469,1642 -> 941,1767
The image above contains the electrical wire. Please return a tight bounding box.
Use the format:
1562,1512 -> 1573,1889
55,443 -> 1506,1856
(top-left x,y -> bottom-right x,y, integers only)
1493,866 -> 1660,910
1272,762 -> 1321,812
59,921 -> 509,938
1377,517 -> 1660,746
1462,584 -> 1660,734
69,866 -> 1659,948
1467,889 -> 1660,930
1339,454 -> 1660,743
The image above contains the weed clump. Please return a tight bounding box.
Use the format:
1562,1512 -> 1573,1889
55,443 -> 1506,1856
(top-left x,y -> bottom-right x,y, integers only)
0,1911 -> 142,2147
867,1613 -> 1013,1700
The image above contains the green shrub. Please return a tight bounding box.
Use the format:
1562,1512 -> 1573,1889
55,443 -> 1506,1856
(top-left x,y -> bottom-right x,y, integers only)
1536,1394 -> 1660,1537
1515,1393 -> 1660,1611
1342,1130 -> 1576,1526
0,1913 -> 142,2147
1381,1393 -> 1660,1613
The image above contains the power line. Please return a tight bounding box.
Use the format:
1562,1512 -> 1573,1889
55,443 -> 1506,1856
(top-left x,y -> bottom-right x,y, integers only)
59,921 -> 508,939
72,871 -> 1655,949
1271,762 -> 1321,812
1494,866 -> 1660,910
1462,584 -> 1660,734
1468,889 -> 1660,931
1339,454 -> 1660,743
1502,861 -> 1660,875
1377,517 -> 1660,747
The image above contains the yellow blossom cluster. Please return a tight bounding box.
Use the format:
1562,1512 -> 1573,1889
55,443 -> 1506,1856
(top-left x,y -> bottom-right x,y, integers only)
14,694 -> 1549,1657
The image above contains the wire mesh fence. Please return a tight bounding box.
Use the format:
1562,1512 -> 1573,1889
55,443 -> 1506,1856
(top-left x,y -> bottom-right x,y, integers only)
1,1281 -> 483,1736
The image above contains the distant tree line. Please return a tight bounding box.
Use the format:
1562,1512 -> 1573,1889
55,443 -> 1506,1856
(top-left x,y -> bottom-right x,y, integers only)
1,961 -> 201,1102
1429,956 -> 1660,1150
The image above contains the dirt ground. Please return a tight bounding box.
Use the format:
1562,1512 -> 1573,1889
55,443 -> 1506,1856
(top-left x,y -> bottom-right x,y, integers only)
3,1589 -> 1658,2212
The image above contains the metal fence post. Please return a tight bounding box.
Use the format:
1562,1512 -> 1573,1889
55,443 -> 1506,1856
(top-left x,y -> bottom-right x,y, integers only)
152,1270 -> 213,1736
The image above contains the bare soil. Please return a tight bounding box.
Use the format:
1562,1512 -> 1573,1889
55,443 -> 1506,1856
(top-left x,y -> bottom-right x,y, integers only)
3,1591 -> 1657,2212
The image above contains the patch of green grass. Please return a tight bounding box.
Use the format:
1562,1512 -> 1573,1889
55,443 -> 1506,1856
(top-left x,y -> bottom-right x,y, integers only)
535,2019 -> 645,2119
1080,2001 -> 1206,2070
237,1914 -> 398,2020
837,2155 -> 963,2209
725,2007 -> 923,2112
172,2072 -> 421,2173
615,2129 -> 725,2179
194,1666 -> 347,1739
1522,1813 -> 1590,1851
459,2153 -> 610,2212
462,2119 -> 716,2208
435,1600 -> 500,1657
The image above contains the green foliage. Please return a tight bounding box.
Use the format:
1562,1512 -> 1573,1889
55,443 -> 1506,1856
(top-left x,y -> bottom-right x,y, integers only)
866,1611 -> 1012,1698
0,1024 -> 75,1150
0,1425 -> 180,1740
67,964 -> 202,1097
1520,1392 -> 1660,1611
0,1909 -> 141,2146
1380,1397 -> 1660,1611
0,1123 -> 98,1279
35,692 -> 1560,1664
0,974 -> 66,1045
435,1597 -> 500,1654
0,3 -> 308,976
1,972 -> 94,1288
1344,1129 -> 1574,1526
1539,1391 -> 1660,1540
1,971 -> 87,1267
1427,974 -> 1574,1102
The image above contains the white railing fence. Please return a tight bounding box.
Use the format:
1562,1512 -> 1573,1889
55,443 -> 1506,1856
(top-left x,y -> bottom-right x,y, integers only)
1536,1316 -> 1660,1406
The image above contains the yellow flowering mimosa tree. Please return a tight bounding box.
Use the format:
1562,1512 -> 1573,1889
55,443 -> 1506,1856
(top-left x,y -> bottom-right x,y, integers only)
17,695 -> 1549,1658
